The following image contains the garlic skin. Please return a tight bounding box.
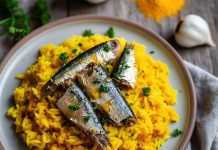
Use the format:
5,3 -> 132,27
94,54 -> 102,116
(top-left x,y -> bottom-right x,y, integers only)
86,0 -> 107,4
175,14 -> 216,48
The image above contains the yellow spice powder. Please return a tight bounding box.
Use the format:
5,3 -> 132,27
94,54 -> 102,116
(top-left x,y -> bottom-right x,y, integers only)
136,0 -> 185,22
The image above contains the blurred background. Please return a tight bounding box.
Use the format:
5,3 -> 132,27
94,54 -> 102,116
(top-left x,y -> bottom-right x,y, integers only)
0,0 -> 217,76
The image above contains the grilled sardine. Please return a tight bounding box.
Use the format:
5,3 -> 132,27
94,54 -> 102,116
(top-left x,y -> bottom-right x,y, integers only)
41,40 -> 120,98
77,62 -> 136,126
56,81 -> 109,149
112,44 -> 137,88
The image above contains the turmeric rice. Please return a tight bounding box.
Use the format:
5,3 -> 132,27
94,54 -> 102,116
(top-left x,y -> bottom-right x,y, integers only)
7,34 -> 179,150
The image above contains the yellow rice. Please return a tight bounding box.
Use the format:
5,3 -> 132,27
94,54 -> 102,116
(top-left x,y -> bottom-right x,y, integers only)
7,35 -> 179,150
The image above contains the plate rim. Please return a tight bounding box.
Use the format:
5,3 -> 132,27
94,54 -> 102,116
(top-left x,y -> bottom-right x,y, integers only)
0,15 -> 196,150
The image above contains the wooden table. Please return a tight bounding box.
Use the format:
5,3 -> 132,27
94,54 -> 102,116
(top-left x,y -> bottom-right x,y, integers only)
1,0 -> 217,76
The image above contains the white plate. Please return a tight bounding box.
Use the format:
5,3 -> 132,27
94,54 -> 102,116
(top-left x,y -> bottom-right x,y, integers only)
0,15 -> 196,150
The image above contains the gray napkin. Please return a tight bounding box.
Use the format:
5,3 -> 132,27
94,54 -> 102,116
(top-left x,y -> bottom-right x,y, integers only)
185,61 -> 218,150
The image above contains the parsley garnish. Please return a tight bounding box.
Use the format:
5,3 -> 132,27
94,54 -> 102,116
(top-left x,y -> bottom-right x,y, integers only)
99,85 -> 110,93
78,43 -> 83,47
60,52 -> 68,61
69,105 -> 80,111
142,87 -> 151,97
103,44 -> 110,52
171,129 -> 183,137
0,0 -> 32,41
0,0 -> 51,42
83,29 -> 94,37
126,48 -> 131,55
83,115 -> 90,122
36,0 -> 51,25
113,72 -> 124,78
149,51 -> 155,54
93,78 -> 101,84
106,27 -> 115,38
123,64 -> 130,70
72,48 -> 77,54
124,93 -> 129,97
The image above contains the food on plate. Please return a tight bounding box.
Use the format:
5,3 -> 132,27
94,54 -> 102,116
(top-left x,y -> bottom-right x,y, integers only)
77,62 -> 136,126
56,81 -> 109,149
112,44 -> 137,88
7,34 -> 179,150
41,40 -> 120,98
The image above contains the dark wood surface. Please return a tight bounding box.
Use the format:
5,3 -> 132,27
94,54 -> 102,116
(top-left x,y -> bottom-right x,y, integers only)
1,0 -> 217,76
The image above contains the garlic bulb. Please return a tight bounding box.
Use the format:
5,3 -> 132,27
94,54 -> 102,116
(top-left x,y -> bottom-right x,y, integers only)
175,14 -> 215,48
86,0 -> 107,4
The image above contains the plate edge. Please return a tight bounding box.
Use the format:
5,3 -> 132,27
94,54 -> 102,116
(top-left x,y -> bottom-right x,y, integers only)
0,15 -> 196,150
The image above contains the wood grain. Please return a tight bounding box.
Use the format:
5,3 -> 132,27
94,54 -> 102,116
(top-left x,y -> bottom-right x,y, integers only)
68,0 -> 218,76
0,0 -> 217,76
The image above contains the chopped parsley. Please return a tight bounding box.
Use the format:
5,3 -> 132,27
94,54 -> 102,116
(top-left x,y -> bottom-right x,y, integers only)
124,93 -> 129,97
72,48 -> 77,54
83,115 -> 90,122
103,44 -> 110,52
83,29 -> 94,37
171,129 -> 183,137
99,85 -> 110,93
113,72 -> 124,78
60,52 -> 68,61
149,51 -> 155,54
69,105 -> 80,111
60,52 -> 69,67
142,87 -> 151,97
99,115 -> 108,125
123,64 -> 130,70
119,59 -> 130,70
36,0 -> 51,25
126,48 -> 131,55
106,27 -> 115,38
78,43 -> 83,47
93,78 -> 101,84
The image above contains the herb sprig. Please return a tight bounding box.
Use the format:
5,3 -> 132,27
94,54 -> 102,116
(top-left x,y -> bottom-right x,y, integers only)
103,44 -> 110,52
0,0 -> 32,41
171,129 -> 183,137
0,0 -> 50,42
35,0 -> 51,25
142,87 -> 151,97
60,52 -> 69,67
83,29 -> 94,37
83,115 -> 90,122
93,78 -> 101,84
99,85 -> 110,93
106,27 -> 115,38
69,105 -> 80,111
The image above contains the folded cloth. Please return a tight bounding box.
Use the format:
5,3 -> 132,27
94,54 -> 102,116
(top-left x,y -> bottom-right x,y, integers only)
185,61 -> 218,150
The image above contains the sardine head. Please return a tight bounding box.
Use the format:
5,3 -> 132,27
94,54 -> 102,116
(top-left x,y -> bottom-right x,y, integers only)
107,40 -> 120,57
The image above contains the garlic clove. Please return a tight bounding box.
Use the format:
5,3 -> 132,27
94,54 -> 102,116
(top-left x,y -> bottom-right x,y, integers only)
175,14 -> 216,48
86,0 -> 107,4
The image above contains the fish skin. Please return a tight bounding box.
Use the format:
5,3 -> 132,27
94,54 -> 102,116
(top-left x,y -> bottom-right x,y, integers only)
41,40 -> 120,98
112,44 -> 137,89
56,81 -> 109,149
77,62 -> 136,126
